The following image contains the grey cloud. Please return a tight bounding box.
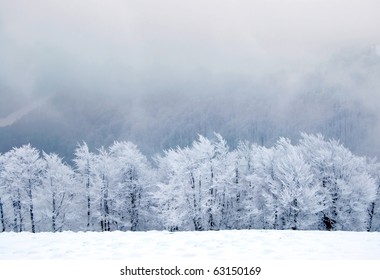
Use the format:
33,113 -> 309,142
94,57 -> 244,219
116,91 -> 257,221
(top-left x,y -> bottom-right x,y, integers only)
1,0 -> 380,157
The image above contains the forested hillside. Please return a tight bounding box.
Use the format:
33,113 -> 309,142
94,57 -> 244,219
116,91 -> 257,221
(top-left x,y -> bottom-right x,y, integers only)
1,46 -> 380,161
1,133 -> 379,233
1,0 -> 380,161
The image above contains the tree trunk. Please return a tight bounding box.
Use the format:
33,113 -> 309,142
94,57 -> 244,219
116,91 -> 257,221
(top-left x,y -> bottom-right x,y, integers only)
0,198 -> 5,232
100,197 -> 104,232
86,176 -> 91,229
197,175 -> 203,230
208,166 -> 215,230
273,207 -> 278,230
221,185 -> 227,229
190,172 -> 202,231
27,179 -> 36,233
323,213 -> 335,231
17,188 -> 23,232
321,178 -> 337,231
12,200 -> 18,232
131,190 -> 137,231
291,198 -> 298,230
368,184 -> 380,232
331,189 -> 338,230
104,180 -> 110,231
129,168 -> 139,232
367,202 -> 375,232
208,199 -> 214,230
100,174 -> 108,232
52,190 -> 56,232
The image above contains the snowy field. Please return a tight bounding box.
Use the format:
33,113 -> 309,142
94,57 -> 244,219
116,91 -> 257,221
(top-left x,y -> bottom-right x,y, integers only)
1,229 -> 380,260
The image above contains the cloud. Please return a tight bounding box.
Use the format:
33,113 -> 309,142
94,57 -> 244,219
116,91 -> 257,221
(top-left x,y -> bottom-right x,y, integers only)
0,98 -> 48,127
1,0 -> 379,95
0,0 -> 380,156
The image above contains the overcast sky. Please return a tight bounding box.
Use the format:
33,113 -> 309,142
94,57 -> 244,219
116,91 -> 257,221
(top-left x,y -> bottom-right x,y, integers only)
1,0 -> 380,155
1,0 -> 379,98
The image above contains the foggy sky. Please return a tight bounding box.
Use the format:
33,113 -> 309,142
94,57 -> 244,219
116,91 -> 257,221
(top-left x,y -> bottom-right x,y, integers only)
1,0 -> 380,156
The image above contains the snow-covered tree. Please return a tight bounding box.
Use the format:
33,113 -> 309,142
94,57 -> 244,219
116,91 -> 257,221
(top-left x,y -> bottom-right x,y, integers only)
232,141 -> 254,229
1,144 -> 44,232
92,147 -> 112,231
299,133 -> 377,230
208,134 -> 237,230
73,142 -> 96,230
367,159 -> 380,231
156,143 -> 205,231
271,138 -> 324,230
109,141 -> 152,231
156,134 -> 236,231
155,148 -> 192,231
41,152 -> 75,232
241,138 -> 324,230
0,133 -> 378,233
245,144 -> 281,229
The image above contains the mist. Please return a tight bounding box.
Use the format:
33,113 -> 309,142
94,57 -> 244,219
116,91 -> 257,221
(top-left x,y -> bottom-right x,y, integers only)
1,0 -> 380,158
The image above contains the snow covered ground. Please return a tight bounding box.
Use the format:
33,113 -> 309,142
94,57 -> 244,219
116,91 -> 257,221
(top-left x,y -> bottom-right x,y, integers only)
1,229 -> 380,260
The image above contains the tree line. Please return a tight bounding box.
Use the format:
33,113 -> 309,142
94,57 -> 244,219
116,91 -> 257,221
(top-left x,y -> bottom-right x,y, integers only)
0,133 -> 379,233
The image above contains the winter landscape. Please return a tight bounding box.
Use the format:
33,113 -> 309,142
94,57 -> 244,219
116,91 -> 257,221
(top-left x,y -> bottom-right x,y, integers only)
0,133 -> 380,234
1,2 -> 380,277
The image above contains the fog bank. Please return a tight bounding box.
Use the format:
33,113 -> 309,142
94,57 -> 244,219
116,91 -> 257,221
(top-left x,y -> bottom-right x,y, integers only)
1,0 -> 380,157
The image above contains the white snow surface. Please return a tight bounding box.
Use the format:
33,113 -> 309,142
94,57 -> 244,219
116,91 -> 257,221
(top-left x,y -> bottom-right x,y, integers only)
1,230 -> 380,260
